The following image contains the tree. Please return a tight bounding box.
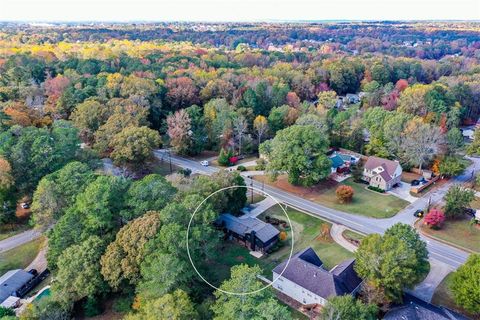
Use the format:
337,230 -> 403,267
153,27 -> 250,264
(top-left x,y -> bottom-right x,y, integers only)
467,129 -> 480,156
354,233 -> 420,303
101,212 -> 162,290
424,208 -> 445,229
444,185 -> 475,219
384,223 -> 430,282
450,254 -> 480,315
70,99 -> 111,143
401,119 -> 443,172
0,156 -> 14,190
260,124 -> 331,186
232,115 -> 248,155
31,161 -> 95,228
218,148 -> 233,166
110,126 -> 161,168
52,236 -> 107,307
327,60 -> 362,95
122,174 -> 176,221
125,289 -> 197,320
438,156 -> 467,178
211,264 -> 291,320
165,77 -> 199,110
253,115 -> 269,148
397,84 -> 429,116
321,295 -> 377,320
0,306 -> 15,317
167,109 -> 192,155
446,128 -> 464,153
336,185 -> 354,203
317,90 -> 338,110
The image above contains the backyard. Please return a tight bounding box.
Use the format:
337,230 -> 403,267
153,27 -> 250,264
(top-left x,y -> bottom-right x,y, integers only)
254,175 -> 409,218
0,237 -> 44,275
204,206 -> 355,288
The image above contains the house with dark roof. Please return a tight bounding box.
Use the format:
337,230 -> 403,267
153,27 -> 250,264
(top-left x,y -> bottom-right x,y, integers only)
362,156 -> 402,191
216,214 -> 280,253
271,247 -> 362,306
383,294 -> 469,320
0,269 -> 34,306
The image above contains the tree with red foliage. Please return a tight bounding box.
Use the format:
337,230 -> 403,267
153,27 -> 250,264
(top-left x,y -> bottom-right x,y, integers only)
395,79 -> 409,92
336,185 -> 355,203
424,208 -> 445,229
165,77 -> 199,110
286,91 -> 300,108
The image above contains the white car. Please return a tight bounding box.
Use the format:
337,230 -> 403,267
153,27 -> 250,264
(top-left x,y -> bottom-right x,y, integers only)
200,160 -> 209,166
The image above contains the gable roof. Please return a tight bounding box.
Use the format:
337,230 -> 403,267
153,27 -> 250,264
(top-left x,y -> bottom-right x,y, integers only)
383,294 -> 469,320
364,156 -> 400,175
0,269 -> 34,303
272,247 -> 362,299
217,214 -> 280,243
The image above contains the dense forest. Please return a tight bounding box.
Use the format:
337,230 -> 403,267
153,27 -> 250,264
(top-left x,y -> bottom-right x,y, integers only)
0,21 -> 479,319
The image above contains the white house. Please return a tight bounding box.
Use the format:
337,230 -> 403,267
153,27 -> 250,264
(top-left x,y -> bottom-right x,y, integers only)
362,156 -> 402,191
271,248 -> 363,307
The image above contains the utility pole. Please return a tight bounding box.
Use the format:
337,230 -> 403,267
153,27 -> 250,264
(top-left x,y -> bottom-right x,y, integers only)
249,176 -> 253,204
169,150 -> 173,173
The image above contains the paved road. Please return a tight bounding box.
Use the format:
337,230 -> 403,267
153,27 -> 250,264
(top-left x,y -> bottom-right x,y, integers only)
155,149 -> 474,269
0,229 -> 42,253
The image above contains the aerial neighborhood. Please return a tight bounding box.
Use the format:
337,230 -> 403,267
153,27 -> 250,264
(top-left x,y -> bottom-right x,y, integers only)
0,16 -> 479,320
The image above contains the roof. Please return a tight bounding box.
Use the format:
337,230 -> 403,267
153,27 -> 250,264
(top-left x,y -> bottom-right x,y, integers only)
0,269 -> 34,303
364,156 -> 401,176
330,155 -> 345,169
0,296 -> 20,308
217,214 -> 280,243
272,247 -> 362,299
383,294 -> 469,320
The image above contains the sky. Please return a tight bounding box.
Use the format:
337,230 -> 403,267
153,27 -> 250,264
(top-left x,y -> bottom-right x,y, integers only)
1,0 -> 479,22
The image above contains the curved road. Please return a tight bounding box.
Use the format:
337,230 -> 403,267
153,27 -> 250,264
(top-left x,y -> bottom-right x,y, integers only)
0,229 -> 42,253
155,149 -> 473,269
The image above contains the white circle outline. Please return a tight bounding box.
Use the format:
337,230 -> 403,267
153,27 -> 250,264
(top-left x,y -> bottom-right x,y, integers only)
186,185 -> 294,296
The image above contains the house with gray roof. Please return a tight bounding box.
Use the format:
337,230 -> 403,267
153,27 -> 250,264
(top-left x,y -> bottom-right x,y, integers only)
216,214 -> 280,253
0,269 -> 34,305
362,156 -> 402,191
271,247 -> 362,306
383,294 -> 469,320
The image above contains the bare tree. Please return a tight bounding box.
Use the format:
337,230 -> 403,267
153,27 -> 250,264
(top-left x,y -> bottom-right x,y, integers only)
233,115 -> 248,155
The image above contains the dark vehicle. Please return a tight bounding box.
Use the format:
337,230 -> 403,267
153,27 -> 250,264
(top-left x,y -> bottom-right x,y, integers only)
28,269 -> 38,276
414,209 -> 424,217
464,208 -> 476,217
419,177 -> 428,184
411,180 -> 420,186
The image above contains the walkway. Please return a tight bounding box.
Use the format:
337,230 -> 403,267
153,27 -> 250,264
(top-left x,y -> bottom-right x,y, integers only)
330,224 -> 358,252
241,197 -> 277,218
408,258 -> 453,303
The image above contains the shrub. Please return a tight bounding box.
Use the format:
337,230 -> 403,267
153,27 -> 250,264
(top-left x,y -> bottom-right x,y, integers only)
255,158 -> 267,170
83,296 -> 102,317
336,185 -> 355,203
178,168 -> 192,177
237,165 -> 246,172
367,185 -> 385,193
218,148 -> 230,166
229,156 -> 239,165
424,208 -> 445,229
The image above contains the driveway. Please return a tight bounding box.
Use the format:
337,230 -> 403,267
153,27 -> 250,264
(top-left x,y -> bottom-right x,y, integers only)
0,229 -> 42,253
388,181 -> 417,203
408,258 -> 453,303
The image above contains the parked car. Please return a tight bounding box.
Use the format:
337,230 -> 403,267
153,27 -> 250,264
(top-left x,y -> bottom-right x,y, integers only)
413,209 -> 424,217
200,160 -> 209,166
464,207 -> 476,217
21,202 -> 30,209
411,180 -> 420,186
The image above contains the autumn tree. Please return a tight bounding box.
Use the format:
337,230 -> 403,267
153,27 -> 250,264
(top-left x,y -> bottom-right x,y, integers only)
336,185 -> 354,203
165,77 -> 199,110
167,109 -> 192,155
70,99 -> 111,143
101,212 -> 162,290
317,90 -> 338,110
424,208 -> 445,229
110,126 -> 161,168
260,124 -> 331,186
253,115 -> 269,148
0,156 -> 14,190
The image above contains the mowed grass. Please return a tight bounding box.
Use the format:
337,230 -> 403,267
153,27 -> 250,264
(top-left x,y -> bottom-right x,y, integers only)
0,237 -> 44,275
342,229 -> 365,243
432,273 -> 477,319
313,179 -> 409,218
205,205 -> 354,289
421,218 -> 480,253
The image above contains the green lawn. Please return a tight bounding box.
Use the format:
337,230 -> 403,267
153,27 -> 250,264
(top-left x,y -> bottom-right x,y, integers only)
149,159 -> 181,176
0,237 -> 44,275
342,229 -> 365,243
432,273 -> 476,318
312,178 -> 409,218
205,206 -> 354,289
421,218 -> 480,253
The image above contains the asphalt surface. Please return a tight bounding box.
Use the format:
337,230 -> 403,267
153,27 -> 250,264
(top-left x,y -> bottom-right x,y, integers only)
0,229 -> 42,253
154,149 -> 475,269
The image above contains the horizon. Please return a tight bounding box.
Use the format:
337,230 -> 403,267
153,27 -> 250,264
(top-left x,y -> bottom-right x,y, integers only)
2,0 -> 479,22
